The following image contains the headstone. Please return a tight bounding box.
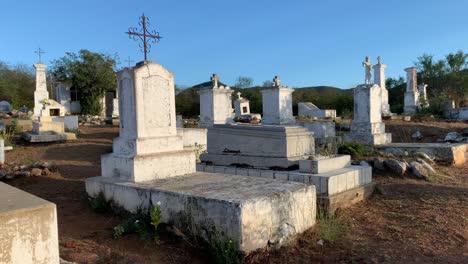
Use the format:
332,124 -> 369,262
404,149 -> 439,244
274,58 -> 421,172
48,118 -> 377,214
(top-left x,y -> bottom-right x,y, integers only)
373,58 -> 392,116
198,74 -> 234,127
344,84 -> 392,145
261,76 -> 295,125
176,115 -> 183,128
418,83 -> 429,108
234,92 -> 250,116
56,83 -> 81,114
298,102 -> 336,119
33,63 -> 49,117
101,61 -> 196,182
404,67 -> 419,114
0,101 -> 12,112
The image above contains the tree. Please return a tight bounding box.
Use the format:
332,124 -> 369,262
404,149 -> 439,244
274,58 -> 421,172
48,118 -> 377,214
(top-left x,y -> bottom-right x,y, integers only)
51,50 -> 116,115
415,53 -> 446,82
0,61 -> 35,108
262,80 -> 274,87
386,76 -> 404,89
446,50 -> 468,72
234,76 -> 253,88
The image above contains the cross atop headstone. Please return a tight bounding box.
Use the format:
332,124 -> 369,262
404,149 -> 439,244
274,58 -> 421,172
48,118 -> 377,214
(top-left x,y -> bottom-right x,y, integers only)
34,47 -> 45,63
126,14 -> 162,61
211,74 -> 219,87
273,76 -> 281,87
237,92 -> 242,99
377,56 -> 381,64
126,56 -> 134,67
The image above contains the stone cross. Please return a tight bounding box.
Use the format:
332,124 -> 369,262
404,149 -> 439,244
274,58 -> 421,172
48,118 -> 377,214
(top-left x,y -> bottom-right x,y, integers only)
362,56 -> 373,84
34,47 -> 45,63
237,92 -> 242,99
273,76 -> 281,87
377,56 -> 381,64
211,74 -> 219,87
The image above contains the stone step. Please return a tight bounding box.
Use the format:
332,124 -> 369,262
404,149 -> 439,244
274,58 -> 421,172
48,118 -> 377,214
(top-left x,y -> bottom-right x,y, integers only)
299,155 -> 351,174
86,173 -> 316,253
197,164 -> 372,196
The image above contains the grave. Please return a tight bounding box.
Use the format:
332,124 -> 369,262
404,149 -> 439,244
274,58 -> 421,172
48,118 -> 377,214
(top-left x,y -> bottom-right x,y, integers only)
198,74 -> 234,128
104,90 -> 119,124
261,76 -> 295,125
234,92 -> 261,121
0,182 -> 59,264
56,83 -> 81,114
344,84 -> 392,145
0,101 -> 12,112
404,67 -> 420,115
418,83 -> 429,108
373,57 -> 393,117
86,61 -> 316,253
377,143 -> 468,165
298,102 -> 336,119
33,63 -> 50,117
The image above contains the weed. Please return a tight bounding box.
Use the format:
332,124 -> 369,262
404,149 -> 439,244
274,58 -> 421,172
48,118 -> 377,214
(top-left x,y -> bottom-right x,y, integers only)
150,205 -> 162,241
374,184 -> 383,195
207,235 -> 241,264
194,142 -> 206,163
337,142 -> 375,158
65,127 -> 80,135
89,193 -> 112,213
316,209 -> 347,243
113,210 -> 153,240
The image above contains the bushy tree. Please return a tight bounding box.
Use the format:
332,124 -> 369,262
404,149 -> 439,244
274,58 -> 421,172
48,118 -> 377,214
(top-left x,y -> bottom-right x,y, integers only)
234,76 -> 253,88
0,62 -> 35,108
51,50 -> 116,115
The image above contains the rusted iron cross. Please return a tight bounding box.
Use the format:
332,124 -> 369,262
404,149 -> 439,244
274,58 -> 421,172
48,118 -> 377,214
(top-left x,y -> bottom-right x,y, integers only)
35,47 -> 45,63
126,14 -> 162,61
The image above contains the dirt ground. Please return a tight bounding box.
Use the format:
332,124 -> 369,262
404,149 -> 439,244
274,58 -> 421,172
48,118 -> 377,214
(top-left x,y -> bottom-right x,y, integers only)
3,120 -> 468,264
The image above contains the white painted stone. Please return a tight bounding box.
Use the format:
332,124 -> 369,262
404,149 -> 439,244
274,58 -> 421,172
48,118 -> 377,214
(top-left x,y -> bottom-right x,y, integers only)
261,76 -> 295,125
55,83 -> 81,114
103,61 -> 195,182
418,83 -> 429,108
177,128 -> 207,151
234,92 -> 262,121
404,67 -> 420,115
51,116 -> 79,130
201,124 -> 314,169
0,182 -> 59,264
0,101 -> 12,112
198,74 -> 234,128
33,63 -> 49,117
299,121 -> 336,138
363,56 -> 373,85
344,84 -> 391,145
0,139 -> 4,163
373,61 -> 392,116
86,173 -> 316,253
299,155 -> 351,174
298,102 -> 336,119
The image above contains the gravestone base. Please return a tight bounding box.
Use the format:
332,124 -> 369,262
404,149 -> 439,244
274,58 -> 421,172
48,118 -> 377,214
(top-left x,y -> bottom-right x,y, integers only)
86,173 -> 316,253
344,132 -> 392,145
318,182 -> 375,215
0,182 -> 59,264
101,149 -> 196,182
23,131 -> 76,142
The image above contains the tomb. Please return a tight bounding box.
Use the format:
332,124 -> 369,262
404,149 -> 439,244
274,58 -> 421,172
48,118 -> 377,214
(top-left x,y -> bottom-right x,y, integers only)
104,90 -> 119,124
234,92 -> 261,122
404,67 -> 420,114
33,63 -> 50,117
198,74 -> 234,128
56,83 -> 81,114
298,102 -> 336,119
373,57 -> 393,117
86,61 -> 316,253
261,76 -> 295,125
0,182 -> 59,264
344,84 -> 392,145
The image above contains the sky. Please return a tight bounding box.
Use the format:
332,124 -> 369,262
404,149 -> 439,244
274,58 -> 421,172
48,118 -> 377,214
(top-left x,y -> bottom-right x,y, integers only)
1,0 -> 467,89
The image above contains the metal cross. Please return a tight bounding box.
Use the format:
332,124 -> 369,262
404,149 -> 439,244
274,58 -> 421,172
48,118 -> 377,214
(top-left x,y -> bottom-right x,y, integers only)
126,14 -> 162,61
126,56 -> 134,67
35,47 -> 45,63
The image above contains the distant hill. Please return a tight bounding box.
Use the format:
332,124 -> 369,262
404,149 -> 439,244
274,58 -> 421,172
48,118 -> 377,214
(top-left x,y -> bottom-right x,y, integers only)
175,83 -> 354,118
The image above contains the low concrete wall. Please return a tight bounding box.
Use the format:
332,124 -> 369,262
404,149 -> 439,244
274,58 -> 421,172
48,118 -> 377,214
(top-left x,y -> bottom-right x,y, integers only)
299,121 -> 336,138
445,107 -> 468,120
177,128 -> 207,150
52,116 -> 79,130
298,103 -> 336,119
377,143 -> 468,165
0,182 -> 59,264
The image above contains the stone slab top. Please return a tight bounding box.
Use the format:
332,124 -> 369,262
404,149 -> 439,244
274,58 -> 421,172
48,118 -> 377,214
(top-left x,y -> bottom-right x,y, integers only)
377,143 -> 468,148
212,123 -> 308,132
92,172 -> 314,203
0,182 -> 54,215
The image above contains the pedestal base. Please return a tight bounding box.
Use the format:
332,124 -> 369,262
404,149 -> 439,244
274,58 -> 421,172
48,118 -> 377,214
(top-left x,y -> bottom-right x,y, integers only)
344,132 -> 392,145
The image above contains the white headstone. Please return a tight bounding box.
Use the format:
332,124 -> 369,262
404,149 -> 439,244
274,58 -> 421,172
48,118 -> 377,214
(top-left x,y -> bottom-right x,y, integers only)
234,93 -> 251,117
261,76 -> 295,125
101,61 -> 195,182
418,83 -> 429,108
373,58 -> 392,116
33,63 -> 49,117
198,74 -> 233,127
404,67 -> 419,114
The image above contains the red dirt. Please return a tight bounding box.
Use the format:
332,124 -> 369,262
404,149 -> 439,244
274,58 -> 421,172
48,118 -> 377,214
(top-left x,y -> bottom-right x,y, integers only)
3,122 -> 468,264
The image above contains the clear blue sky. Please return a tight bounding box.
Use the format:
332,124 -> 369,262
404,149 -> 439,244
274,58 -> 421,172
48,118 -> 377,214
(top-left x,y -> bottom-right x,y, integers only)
1,0 -> 467,88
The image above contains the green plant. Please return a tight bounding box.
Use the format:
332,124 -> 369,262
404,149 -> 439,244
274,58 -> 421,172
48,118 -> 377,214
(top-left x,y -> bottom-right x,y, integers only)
7,118 -> 21,134
65,127 -> 80,135
113,210 -> 153,241
0,128 -> 15,146
89,193 -> 112,213
316,209 -> 347,243
207,236 -> 241,264
194,142 -> 206,163
374,184 -> 383,195
150,205 -> 162,240
337,142 -> 375,158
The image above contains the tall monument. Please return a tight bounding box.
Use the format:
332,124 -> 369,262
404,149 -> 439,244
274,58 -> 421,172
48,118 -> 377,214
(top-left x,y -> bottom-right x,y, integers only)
404,67 -> 419,114
33,63 -> 49,117
373,56 -> 392,116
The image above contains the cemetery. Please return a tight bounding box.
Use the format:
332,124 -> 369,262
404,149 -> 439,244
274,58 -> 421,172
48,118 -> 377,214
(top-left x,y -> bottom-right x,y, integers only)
0,3 -> 467,264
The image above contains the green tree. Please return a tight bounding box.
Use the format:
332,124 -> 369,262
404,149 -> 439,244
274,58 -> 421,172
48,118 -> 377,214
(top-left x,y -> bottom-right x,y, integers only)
386,76 -> 404,89
0,62 -> 35,108
51,50 -> 116,115
446,50 -> 468,72
234,76 -> 253,88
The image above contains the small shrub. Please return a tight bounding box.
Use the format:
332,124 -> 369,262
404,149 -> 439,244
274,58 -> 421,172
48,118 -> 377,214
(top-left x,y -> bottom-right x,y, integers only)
207,236 -> 241,264
150,205 -> 162,240
374,184 -> 383,195
113,207 -> 160,241
194,142 -> 206,163
316,209 -> 347,243
337,142 -> 375,158
89,193 -> 112,213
